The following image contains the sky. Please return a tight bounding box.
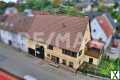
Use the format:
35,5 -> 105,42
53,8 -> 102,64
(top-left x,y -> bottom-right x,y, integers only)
0,0 -> 17,3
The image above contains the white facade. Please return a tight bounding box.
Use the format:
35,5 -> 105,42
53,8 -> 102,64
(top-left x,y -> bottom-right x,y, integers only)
0,29 -> 28,52
0,30 -> 12,44
91,18 -> 108,43
83,5 -> 92,13
5,7 -> 18,15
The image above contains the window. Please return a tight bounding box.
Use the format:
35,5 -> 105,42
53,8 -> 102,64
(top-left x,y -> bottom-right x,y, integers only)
99,38 -> 102,41
93,29 -> 96,32
62,59 -> 66,65
47,45 -> 53,50
89,58 -> 93,64
62,49 -> 77,57
69,61 -> 73,68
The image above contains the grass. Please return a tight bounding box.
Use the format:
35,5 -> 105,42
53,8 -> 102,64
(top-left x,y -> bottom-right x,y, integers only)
79,56 -> 120,78
98,57 -> 120,77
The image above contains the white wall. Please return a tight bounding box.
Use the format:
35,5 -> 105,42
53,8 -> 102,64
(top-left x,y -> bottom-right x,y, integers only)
91,19 -> 108,43
17,34 -> 28,52
0,30 -> 28,52
0,30 -> 12,44
11,33 -> 28,52
83,55 -> 100,65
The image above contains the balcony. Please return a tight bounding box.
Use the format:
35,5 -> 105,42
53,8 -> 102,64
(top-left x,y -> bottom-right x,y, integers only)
85,48 -> 102,59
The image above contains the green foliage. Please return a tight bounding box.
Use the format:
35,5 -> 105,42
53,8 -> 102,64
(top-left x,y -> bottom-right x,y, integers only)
109,5 -> 120,23
16,0 -> 84,16
57,5 -> 82,16
0,1 -> 7,9
110,11 -> 119,19
117,15 -> 120,22
113,2 -> 119,9
98,57 -> 120,77
18,0 -> 52,11
98,2 -> 105,12
0,1 -> 7,14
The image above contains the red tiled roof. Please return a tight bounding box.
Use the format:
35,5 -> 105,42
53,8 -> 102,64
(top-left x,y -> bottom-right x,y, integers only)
28,15 -> 89,52
0,13 -> 89,52
0,14 -> 34,32
88,40 -> 104,49
97,16 -> 113,38
0,68 -> 23,80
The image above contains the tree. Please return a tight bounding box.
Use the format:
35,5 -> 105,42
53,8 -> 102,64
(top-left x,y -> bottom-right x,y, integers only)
117,15 -> 120,22
52,0 -> 61,7
63,6 -> 78,16
24,0 -> 51,10
113,2 -> 119,9
0,1 -> 7,14
98,2 -> 105,12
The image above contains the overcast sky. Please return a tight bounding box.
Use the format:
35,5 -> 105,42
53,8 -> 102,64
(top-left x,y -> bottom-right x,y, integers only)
0,0 -> 17,3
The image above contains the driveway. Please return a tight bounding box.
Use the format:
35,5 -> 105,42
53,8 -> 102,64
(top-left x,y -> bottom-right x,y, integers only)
0,42 -> 106,80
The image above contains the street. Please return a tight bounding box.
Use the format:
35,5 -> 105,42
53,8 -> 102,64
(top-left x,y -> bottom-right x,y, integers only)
0,42 -> 105,80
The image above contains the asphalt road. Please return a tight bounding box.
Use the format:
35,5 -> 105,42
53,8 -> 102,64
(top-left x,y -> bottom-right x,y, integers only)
0,42 -> 106,80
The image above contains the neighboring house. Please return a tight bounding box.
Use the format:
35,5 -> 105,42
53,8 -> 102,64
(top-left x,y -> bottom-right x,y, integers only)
91,14 -> 116,49
104,26 -> 120,59
104,0 -> 120,6
0,11 -> 34,52
75,0 -> 93,13
101,0 -> 115,7
27,14 -> 91,70
17,0 -> 26,4
4,7 -> 18,16
62,0 -> 96,12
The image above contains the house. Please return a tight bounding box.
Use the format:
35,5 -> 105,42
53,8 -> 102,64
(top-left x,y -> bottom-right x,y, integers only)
101,0 -> 115,7
4,7 -> 18,16
0,10 -> 34,52
75,0 -> 93,13
61,0 -> 96,13
90,14 -> 116,49
0,10 -> 104,71
27,14 -> 91,70
107,26 -> 120,59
